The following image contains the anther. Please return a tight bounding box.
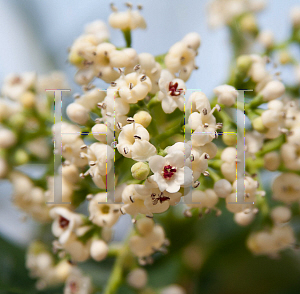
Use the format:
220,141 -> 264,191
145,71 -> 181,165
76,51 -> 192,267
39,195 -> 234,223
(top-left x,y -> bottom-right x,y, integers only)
80,144 -> 87,150
125,2 -> 133,8
79,173 -> 85,179
129,196 -> 134,203
140,75 -> 147,82
120,208 -> 125,215
129,82 -> 133,90
86,194 -> 93,201
202,108 -> 208,115
127,117 -> 135,123
134,135 -> 141,139
106,112 -> 112,117
134,64 -> 141,71
116,122 -> 122,130
124,147 -> 129,154
190,154 -> 194,161
110,81 -> 117,87
89,161 -> 96,166
203,171 -> 210,176
204,153 -> 210,159
73,93 -> 81,99
137,4 -> 143,10
192,181 -> 200,188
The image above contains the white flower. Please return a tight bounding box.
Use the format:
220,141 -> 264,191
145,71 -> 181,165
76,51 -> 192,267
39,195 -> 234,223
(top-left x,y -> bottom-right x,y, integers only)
247,225 -> 295,257
1,72 -> 36,100
84,20 -> 110,43
133,111 -> 152,128
130,218 -> 166,259
157,70 -> 185,113
264,151 -> 281,171
213,84 -> 238,107
117,123 -> 156,161
37,71 -> 69,94
188,91 -> 211,113
165,41 -> 196,81
114,71 -> 152,104
88,193 -> 121,227
109,5 -> 146,30
50,207 -> 83,244
234,210 -> 255,226
281,143 -> 300,170
161,285 -> 186,294
149,151 -> 193,193
66,103 -> 90,125
91,123 -> 114,143
182,32 -> 201,51
64,267 -> 93,294
272,173 -> 300,203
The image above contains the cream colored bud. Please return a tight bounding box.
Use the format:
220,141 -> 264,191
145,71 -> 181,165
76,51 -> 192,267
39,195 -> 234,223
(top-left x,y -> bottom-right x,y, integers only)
257,30 -> 274,49
214,179 -> 232,198
20,91 -> 36,108
131,162 -> 150,180
182,32 -> 201,50
133,111 -> 152,128
279,51 -> 292,65
68,50 -> 84,66
0,129 -> 17,148
127,268 -> 148,289
240,14 -> 257,33
66,103 -> 89,125
136,218 -> 154,236
237,55 -> 252,74
271,206 -> 291,224
90,239 -> 109,261
291,7 -> 300,28
261,110 -> 279,128
15,149 -> 29,165
222,133 -> 236,146
91,123 -> 113,143
234,210 -> 255,226
264,152 -> 280,171
261,80 -> 285,101
252,117 -> 267,133
161,285 -> 186,294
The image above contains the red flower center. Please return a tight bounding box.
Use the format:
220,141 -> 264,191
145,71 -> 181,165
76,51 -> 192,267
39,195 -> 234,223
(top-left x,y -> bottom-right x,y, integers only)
59,216 -> 70,229
169,82 -> 183,96
69,281 -> 78,293
163,165 -> 177,179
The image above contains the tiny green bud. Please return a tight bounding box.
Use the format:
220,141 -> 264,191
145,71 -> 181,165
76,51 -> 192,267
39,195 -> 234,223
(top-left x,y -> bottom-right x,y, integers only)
222,133 -> 236,146
68,50 -> 84,65
252,117 -> 267,133
15,149 -> 29,165
237,55 -> 252,74
133,111 -> 152,128
131,162 -> 150,180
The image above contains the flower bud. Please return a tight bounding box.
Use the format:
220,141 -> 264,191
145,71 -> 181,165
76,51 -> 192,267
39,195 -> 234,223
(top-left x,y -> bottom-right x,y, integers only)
213,84 -> 237,107
240,14 -> 258,34
261,109 -> 279,128
127,268 -> 148,289
90,239 -> 109,262
66,103 -> 89,125
222,133 -> 236,146
133,111 -> 152,128
161,285 -> 186,294
279,51 -> 292,65
236,55 -> 252,75
264,152 -> 280,171
182,32 -> 201,50
15,149 -> 29,165
257,30 -> 274,49
234,210 -> 255,226
20,91 -> 36,108
131,162 -> 150,180
261,80 -> 285,101
290,7 -> 300,28
68,50 -> 84,66
0,128 -> 17,148
214,179 -> 232,198
271,206 -> 291,224
252,117 -> 267,133
91,123 -> 113,143
136,218 -> 154,236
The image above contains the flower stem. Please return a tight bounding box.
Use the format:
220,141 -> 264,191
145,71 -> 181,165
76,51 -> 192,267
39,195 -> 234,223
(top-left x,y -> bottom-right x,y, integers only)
122,29 -> 132,48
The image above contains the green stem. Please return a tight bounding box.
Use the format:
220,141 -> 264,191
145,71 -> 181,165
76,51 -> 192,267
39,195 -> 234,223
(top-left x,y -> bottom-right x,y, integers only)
256,135 -> 285,157
122,29 -> 132,48
153,122 -> 183,146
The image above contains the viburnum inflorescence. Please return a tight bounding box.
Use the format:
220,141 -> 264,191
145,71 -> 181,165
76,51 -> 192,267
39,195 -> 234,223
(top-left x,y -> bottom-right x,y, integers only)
1,2 -> 300,294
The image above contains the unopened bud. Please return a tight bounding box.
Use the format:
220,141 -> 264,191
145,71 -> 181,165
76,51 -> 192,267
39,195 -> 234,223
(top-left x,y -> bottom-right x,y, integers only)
133,111 -> 152,128
131,162 -> 150,180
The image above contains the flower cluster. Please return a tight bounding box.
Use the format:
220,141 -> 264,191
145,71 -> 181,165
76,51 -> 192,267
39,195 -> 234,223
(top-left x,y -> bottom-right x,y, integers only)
1,2 -> 300,294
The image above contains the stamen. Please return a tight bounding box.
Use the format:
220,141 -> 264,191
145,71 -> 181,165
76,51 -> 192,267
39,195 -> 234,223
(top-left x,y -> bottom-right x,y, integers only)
140,75 -> 147,82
